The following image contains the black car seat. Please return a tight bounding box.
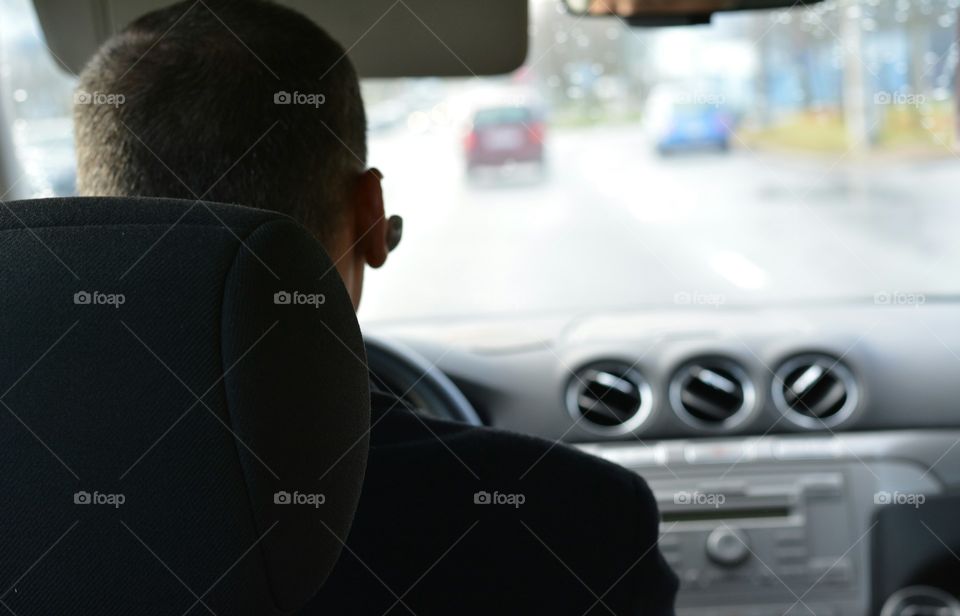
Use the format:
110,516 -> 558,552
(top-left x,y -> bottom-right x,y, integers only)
0,197 -> 370,615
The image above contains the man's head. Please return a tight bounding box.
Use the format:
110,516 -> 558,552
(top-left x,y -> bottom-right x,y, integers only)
75,0 -> 389,307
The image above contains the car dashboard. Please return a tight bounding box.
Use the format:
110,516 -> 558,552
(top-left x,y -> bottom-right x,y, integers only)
368,302 -> 960,615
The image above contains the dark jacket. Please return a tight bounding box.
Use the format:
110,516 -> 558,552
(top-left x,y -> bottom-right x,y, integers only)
306,391 -> 678,615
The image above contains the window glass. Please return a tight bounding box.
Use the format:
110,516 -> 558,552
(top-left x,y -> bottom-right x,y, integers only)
0,0 -> 77,197
2,0 -> 958,322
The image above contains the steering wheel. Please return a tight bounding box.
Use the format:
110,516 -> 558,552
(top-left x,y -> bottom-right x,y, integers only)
364,335 -> 483,426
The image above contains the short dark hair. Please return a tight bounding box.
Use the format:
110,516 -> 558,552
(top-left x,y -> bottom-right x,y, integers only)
74,0 -> 366,242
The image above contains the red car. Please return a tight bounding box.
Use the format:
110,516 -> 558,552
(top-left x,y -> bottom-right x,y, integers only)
463,105 -> 545,176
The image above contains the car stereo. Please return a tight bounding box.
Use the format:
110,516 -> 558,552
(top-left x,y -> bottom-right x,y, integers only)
651,471 -> 860,615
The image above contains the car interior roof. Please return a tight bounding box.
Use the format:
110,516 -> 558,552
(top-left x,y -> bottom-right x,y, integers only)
30,0 -> 529,78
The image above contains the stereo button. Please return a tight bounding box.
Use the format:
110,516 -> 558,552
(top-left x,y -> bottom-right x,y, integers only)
706,527 -> 751,567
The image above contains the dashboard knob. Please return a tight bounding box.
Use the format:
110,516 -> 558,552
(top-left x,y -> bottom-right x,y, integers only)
706,527 -> 751,567
880,586 -> 960,616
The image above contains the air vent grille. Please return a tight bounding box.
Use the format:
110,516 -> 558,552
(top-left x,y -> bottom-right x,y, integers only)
772,354 -> 859,428
670,359 -> 755,429
565,362 -> 652,435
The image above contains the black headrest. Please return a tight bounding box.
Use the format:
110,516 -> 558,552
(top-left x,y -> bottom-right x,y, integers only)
0,197 -> 370,615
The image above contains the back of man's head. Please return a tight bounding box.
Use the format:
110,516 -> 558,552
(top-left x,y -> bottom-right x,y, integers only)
74,0 -> 366,243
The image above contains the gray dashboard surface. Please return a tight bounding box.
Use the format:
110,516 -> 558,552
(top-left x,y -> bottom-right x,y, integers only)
367,302 -> 960,615
366,302 -> 960,442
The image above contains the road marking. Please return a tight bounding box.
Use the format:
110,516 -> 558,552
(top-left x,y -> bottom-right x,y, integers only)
709,250 -> 767,290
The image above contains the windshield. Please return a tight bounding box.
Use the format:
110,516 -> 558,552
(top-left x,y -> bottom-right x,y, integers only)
3,0 -> 958,322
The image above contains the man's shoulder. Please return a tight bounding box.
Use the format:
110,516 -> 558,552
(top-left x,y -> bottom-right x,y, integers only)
368,393 -> 660,528
320,393 -> 678,615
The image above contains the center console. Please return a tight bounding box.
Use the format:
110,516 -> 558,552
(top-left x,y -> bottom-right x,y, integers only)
654,469 -> 861,615
578,432 -> 953,615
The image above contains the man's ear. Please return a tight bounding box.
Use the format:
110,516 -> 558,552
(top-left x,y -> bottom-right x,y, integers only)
353,167 -> 388,269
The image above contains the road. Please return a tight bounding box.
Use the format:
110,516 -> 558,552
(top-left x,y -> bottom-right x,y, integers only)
359,121 -> 960,323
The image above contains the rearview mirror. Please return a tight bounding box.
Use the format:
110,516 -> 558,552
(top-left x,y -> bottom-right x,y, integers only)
563,0 -> 823,26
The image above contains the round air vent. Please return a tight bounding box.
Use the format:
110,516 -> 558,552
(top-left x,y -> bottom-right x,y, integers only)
669,358 -> 755,430
772,353 -> 859,429
565,361 -> 653,436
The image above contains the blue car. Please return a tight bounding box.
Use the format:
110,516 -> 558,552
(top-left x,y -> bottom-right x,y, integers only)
646,89 -> 734,154
658,105 -> 731,153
